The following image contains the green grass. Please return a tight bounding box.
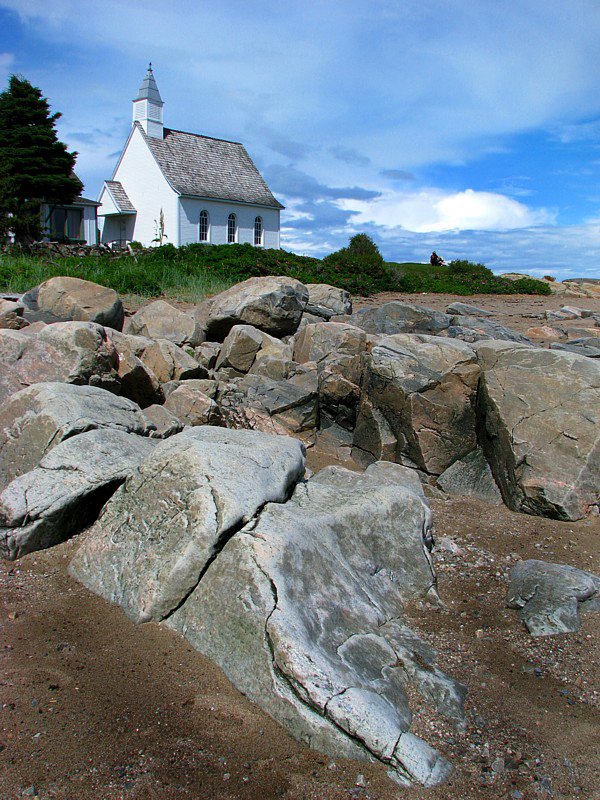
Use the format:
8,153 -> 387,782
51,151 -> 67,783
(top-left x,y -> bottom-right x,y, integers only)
0,245 -> 551,300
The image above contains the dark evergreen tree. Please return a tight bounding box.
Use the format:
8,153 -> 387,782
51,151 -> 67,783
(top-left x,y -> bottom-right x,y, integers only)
0,75 -> 82,243
347,232 -> 383,264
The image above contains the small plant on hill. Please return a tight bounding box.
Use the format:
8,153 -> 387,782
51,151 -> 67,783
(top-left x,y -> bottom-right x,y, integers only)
347,233 -> 384,264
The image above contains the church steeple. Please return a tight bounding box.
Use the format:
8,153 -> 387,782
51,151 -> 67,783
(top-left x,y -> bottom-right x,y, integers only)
132,63 -> 164,139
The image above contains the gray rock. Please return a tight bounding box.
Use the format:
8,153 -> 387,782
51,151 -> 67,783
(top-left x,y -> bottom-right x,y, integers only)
197,277 -> 309,341
447,316 -> 531,344
437,448 -> 502,503
476,341 -> 600,520
27,277 -> 124,330
355,334 -> 480,475
549,340 -> 600,358
140,404 -> 184,438
0,322 -> 120,404
163,385 -> 222,427
124,300 -> 203,347
347,302 -> 451,336
0,430 -> 157,559
0,382 -> 154,487
215,324 -> 264,372
506,559 -> 600,635
69,427 -> 306,624
446,302 -> 494,317
294,322 -> 367,365
166,462 -> 464,786
139,339 -> 206,383
221,375 -> 319,436
305,284 -> 352,319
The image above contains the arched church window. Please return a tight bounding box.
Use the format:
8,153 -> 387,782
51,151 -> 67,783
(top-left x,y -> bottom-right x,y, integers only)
227,213 -> 237,244
199,210 -> 209,242
254,216 -> 263,246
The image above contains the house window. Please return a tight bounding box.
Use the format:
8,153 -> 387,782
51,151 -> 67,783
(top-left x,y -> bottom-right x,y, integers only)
254,216 -> 263,246
199,210 -> 209,242
48,206 -> 83,243
227,213 -> 237,244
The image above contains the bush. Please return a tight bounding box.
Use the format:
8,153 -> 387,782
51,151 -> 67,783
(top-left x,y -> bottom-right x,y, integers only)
347,233 -> 384,264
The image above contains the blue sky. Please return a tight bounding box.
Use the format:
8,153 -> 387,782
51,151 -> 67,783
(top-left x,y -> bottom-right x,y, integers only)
2,0 -> 600,279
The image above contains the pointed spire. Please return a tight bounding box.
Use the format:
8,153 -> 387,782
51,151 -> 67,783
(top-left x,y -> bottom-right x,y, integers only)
134,63 -> 163,106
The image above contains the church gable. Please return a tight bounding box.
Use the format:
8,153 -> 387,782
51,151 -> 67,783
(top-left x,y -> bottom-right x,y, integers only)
98,65 -> 282,248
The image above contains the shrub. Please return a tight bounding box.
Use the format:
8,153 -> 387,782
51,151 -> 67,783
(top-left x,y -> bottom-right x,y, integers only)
347,233 -> 384,264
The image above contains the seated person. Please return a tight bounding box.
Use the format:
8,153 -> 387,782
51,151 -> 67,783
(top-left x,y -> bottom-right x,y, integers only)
430,251 -> 444,266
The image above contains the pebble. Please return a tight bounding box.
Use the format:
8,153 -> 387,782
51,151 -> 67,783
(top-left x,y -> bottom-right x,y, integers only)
355,773 -> 366,786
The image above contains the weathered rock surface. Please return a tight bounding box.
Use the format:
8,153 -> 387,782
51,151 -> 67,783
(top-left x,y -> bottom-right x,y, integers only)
0,298 -> 27,330
221,375 -> 319,436
446,302 -> 493,317
215,324 -> 292,374
437,448 -> 502,503
550,339 -> 600,358
447,315 -> 531,344
139,339 -> 205,383
347,302 -> 451,336
476,342 -> 600,520
0,322 -> 119,404
33,276 -> 125,330
305,283 -> 352,319
124,300 -> 203,347
69,427 -> 306,624
197,277 -> 309,341
0,382 -> 154,487
0,430 -> 157,560
354,334 -> 480,474
166,462 -> 465,787
293,322 -> 367,365
163,385 -> 222,427
506,559 -> 600,635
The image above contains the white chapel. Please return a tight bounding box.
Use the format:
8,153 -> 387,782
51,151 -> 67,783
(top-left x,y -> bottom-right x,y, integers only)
98,65 -> 283,248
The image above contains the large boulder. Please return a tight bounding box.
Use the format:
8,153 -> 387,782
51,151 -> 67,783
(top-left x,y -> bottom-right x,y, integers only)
0,430 -> 157,560
23,277 -> 124,330
197,277 -> 309,341
447,315 -> 531,344
354,334 -> 480,474
476,342 -> 600,520
0,322 -> 119,404
293,321 -> 367,365
124,300 -> 203,347
347,302 -> 451,336
163,385 -> 222,427
0,382 -> 154,487
220,375 -> 319,437
305,283 -> 352,319
139,339 -> 205,383
506,560 -> 600,636
69,427 -> 306,624
165,462 -> 465,787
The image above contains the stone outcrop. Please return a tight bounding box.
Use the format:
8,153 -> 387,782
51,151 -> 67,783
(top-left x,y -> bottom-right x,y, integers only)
354,334 -> 480,474
476,342 -> 600,520
124,300 -> 203,347
69,427 -> 306,624
506,560 -> 600,635
347,302 -> 451,336
30,276 -> 125,331
0,382 -> 154,486
196,276 -> 309,341
69,436 -> 465,787
0,298 -> 28,330
0,430 -> 157,559
0,322 -> 120,404
305,283 -> 352,319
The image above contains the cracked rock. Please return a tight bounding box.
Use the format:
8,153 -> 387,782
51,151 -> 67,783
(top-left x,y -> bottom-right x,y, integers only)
476,341 -> 600,520
507,559 -> 600,635
0,429 -> 157,560
166,461 -> 465,787
69,427 -> 306,624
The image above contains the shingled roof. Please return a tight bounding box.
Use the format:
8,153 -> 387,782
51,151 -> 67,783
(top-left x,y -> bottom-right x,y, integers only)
140,124 -> 284,210
105,181 -> 136,213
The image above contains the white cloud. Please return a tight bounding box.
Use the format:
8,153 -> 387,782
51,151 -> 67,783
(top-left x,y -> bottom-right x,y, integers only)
342,188 -> 555,233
